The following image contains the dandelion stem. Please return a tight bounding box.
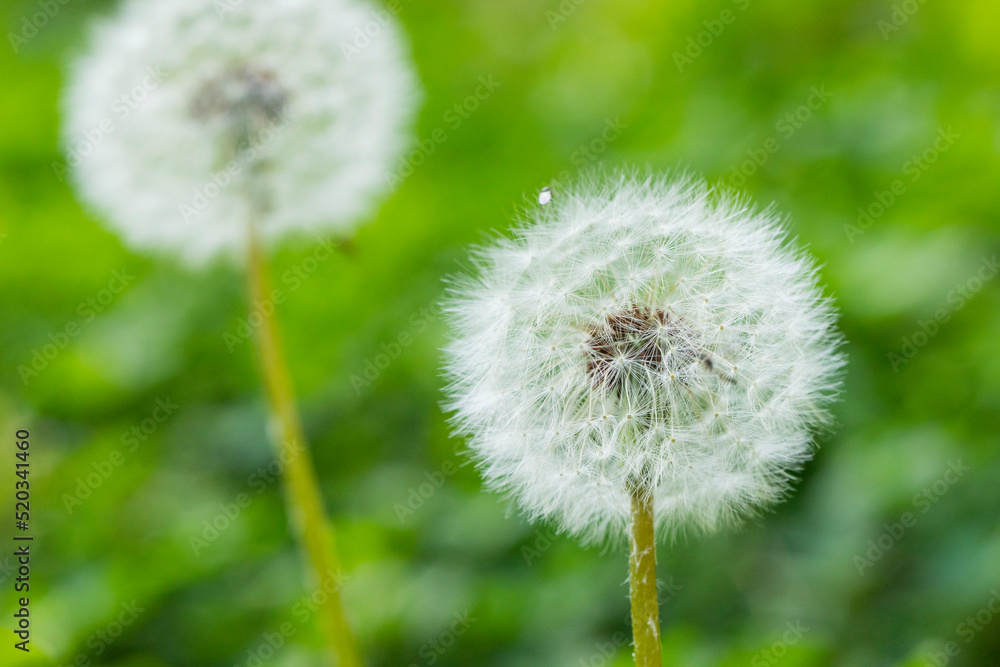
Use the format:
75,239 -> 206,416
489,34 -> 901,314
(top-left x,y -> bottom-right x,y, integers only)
629,486 -> 661,666
246,227 -> 362,667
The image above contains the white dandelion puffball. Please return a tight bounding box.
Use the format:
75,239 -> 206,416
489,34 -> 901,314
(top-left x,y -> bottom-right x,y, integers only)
443,172 -> 844,542
64,0 -> 419,263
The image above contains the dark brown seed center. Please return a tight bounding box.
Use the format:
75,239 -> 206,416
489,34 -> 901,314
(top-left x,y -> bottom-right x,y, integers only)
585,306 -> 711,393
190,65 -> 288,151
586,306 -> 661,393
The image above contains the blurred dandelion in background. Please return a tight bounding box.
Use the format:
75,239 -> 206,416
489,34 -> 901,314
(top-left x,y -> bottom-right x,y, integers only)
62,0 -> 421,664
64,0 -> 419,264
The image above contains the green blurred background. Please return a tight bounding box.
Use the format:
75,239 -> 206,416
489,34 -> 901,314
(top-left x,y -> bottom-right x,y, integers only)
2,0 -> 999,665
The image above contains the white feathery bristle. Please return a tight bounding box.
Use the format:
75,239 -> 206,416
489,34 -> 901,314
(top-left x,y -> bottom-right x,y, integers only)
443,171 -> 844,543
63,0 -> 420,264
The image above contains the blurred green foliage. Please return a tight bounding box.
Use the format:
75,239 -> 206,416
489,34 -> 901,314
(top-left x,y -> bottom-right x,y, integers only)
1,0 -> 999,665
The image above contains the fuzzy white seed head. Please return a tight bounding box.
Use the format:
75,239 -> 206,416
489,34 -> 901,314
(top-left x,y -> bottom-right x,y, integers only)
64,0 -> 420,264
443,172 -> 844,543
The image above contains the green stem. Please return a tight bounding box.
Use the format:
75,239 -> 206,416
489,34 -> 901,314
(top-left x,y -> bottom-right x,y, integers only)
629,486 -> 662,667
247,227 -> 362,667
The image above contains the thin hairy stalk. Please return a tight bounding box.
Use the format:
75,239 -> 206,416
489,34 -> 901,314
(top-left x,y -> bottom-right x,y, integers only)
247,227 -> 362,667
629,487 -> 662,667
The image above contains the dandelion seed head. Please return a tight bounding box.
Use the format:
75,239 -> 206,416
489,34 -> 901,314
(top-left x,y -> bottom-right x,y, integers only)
443,171 -> 844,542
64,0 -> 420,264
